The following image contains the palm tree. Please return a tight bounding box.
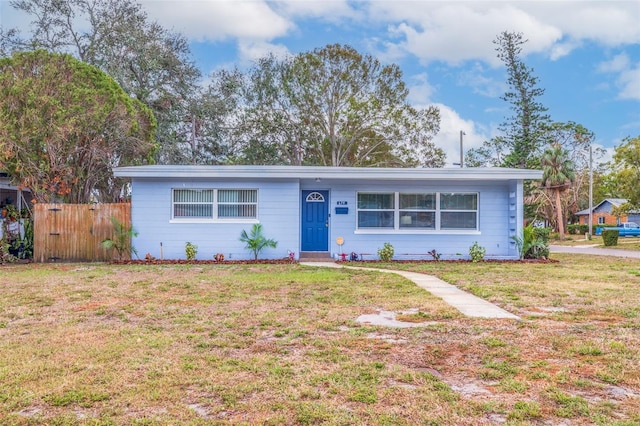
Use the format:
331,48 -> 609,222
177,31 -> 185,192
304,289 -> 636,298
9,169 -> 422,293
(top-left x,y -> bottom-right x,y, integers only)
541,144 -> 575,240
239,223 -> 278,260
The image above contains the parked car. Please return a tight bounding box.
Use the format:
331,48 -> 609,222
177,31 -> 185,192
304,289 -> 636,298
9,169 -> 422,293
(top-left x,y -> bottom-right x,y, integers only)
595,222 -> 640,237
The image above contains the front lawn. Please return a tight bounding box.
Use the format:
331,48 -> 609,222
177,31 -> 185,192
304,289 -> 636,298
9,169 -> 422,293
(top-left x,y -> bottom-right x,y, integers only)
552,235 -> 640,251
0,255 -> 638,424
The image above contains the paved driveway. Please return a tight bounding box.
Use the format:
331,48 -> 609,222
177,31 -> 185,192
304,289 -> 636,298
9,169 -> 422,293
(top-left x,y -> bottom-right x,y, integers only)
550,245 -> 640,259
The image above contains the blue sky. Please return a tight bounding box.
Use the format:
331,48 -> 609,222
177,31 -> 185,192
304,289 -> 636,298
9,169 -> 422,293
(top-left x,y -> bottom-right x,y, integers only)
2,0 -> 639,166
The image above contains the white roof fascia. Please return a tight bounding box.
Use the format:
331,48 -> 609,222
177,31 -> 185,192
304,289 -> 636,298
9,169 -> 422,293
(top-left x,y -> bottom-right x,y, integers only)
113,165 -> 542,181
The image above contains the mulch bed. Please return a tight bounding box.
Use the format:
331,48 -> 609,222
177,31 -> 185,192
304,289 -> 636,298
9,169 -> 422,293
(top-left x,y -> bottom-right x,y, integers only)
108,258 -> 558,265
1,257 -> 559,266
110,259 -> 296,265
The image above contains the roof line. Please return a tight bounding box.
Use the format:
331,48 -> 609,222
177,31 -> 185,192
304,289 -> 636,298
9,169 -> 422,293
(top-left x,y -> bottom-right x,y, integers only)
113,165 -> 542,180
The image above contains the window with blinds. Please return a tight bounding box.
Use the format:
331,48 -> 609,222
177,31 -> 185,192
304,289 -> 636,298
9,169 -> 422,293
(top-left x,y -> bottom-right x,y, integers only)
172,189 -> 257,219
218,189 -> 257,218
356,191 -> 478,231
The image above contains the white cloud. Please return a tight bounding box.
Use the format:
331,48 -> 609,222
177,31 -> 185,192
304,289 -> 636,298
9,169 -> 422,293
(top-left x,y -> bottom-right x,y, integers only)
457,62 -> 505,98
368,3 -> 562,66
141,0 -> 293,42
549,40 -> 582,61
276,0 -> 360,22
236,39 -> 291,64
616,64 -> 640,101
598,53 -> 640,101
407,72 -> 436,104
597,53 -> 630,73
532,2 -> 640,47
367,1 -> 638,65
429,104 -> 487,167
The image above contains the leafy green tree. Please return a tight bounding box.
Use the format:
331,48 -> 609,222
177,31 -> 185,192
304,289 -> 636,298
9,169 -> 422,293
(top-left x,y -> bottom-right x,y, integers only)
0,50 -> 156,203
467,32 -> 552,169
591,169 -> 623,204
546,122 -> 604,220
239,223 -> 278,260
2,0 -> 212,165
233,44 -> 443,167
611,135 -> 640,208
541,144 -> 576,239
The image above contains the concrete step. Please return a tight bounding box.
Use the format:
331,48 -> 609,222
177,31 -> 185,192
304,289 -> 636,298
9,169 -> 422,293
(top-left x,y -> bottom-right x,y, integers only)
299,251 -> 334,262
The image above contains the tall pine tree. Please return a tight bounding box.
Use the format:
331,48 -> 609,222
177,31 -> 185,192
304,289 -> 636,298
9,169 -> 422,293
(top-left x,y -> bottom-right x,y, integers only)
467,31 -> 552,169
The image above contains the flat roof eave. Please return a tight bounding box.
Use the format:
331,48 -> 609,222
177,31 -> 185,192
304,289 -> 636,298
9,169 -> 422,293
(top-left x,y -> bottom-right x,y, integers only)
113,165 -> 543,181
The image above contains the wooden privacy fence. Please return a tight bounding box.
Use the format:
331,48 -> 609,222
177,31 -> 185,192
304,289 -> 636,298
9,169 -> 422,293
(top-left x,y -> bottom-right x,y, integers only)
34,203 -> 131,262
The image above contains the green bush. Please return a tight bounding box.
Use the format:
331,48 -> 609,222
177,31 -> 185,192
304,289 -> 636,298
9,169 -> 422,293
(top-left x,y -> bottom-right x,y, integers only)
602,230 -> 619,246
377,242 -> 394,261
185,241 -> 198,260
512,225 -> 550,260
567,224 -> 590,235
0,238 -> 16,264
533,227 -> 551,258
469,241 -> 486,262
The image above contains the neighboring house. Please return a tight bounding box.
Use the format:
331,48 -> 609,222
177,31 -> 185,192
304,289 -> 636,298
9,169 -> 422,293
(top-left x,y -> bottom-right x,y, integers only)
0,173 -> 33,241
575,198 -> 639,226
0,172 -> 33,212
113,165 -> 542,261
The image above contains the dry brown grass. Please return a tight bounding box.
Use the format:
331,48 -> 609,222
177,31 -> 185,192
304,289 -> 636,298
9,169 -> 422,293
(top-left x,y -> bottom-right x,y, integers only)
0,255 -> 638,425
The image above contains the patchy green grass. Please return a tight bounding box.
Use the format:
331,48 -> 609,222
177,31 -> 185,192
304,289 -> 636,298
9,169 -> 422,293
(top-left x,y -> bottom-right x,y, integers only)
0,255 -> 638,424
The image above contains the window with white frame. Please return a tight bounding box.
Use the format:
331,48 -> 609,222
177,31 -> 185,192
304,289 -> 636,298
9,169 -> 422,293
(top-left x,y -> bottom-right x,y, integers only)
598,216 -> 605,225
399,193 -> 436,229
218,189 -> 257,218
439,193 -> 478,230
357,193 -> 394,228
356,192 -> 478,231
172,189 -> 257,220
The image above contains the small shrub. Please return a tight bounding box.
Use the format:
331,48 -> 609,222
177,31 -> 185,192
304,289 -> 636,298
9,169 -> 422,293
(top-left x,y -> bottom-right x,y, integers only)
214,253 -> 225,262
0,238 -> 16,264
377,242 -> 394,261
185,242 -> 198,260
427,249 -> 441,261
512,224 -> 550,259
602,229 -> 619,246
469,241 -> 486,262
101,217 -> 138,260
239,223 -> 277,260
567,224 -> 589,235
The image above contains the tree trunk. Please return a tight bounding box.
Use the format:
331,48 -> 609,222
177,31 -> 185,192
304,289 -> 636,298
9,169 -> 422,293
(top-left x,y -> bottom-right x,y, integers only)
554,189 -> 565,240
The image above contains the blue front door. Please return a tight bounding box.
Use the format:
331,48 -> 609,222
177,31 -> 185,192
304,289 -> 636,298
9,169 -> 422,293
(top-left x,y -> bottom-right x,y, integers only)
301,190 -> 329,251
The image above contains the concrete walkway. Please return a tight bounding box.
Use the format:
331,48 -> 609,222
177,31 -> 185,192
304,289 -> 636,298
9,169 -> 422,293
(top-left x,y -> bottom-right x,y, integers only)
300,262 -> 520,320
550,244 -> 640,259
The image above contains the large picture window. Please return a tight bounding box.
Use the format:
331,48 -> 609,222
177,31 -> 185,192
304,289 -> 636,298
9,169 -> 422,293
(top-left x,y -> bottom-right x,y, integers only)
440,193 -> 477,230
357,193 -> 394,228
399,193 -> 436,229
356,192 -> 478,231
172,189 -> 257,220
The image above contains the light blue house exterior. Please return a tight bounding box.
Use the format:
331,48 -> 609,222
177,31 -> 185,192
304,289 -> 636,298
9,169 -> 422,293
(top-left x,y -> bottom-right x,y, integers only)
113,165 -> 542,261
